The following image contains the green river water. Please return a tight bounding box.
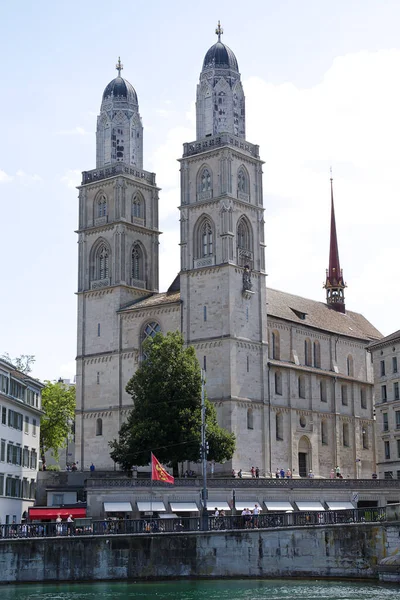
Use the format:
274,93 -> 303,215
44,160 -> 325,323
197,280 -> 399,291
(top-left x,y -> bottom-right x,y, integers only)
0,580 -> 398,600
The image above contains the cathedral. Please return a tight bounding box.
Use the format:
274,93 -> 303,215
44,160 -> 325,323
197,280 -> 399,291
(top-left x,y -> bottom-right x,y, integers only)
75,25 -> 381,478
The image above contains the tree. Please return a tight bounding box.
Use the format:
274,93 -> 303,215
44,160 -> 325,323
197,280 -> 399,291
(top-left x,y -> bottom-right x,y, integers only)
1,353 -> 35,374
109,331 -> 235,475
40,381 -> 76,462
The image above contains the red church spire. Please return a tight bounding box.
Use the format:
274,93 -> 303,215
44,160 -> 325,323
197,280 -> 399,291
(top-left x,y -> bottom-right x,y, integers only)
324,175 -> 346,313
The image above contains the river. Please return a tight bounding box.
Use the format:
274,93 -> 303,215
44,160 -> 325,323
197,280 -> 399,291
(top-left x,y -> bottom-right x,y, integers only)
0,580 -> 398,599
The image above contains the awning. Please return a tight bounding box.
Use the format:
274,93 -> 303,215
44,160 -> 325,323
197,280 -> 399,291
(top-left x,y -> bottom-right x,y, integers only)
170,502 -> 199,512
137,501 -> 166,512
235,501 -> 261,511
206,501 -> 231,511
104,502 -> 132,512
326,501 -> 354,511
28,507 -> 86,520
264,501 -> 294,512
295,501 -> 325,511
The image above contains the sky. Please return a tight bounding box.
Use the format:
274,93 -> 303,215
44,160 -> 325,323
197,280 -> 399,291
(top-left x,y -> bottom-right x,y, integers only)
1,0 -> 399,383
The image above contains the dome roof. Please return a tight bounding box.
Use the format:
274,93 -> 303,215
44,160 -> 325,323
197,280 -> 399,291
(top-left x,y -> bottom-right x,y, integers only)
202,41 -> 239,71
102,76 -> 138,104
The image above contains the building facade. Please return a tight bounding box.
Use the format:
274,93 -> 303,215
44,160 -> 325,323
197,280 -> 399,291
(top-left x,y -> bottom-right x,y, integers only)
75,28 -> 381,477
0,359 -> 43,523
369,331 -> 400,479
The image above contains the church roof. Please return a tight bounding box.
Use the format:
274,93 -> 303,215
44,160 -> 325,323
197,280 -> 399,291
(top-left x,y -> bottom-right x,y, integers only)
119,290 -> 180,312
267,288 -> 382,342
202,41 -> 239,71
368,329 -> 400,350
102,76 -> 138,105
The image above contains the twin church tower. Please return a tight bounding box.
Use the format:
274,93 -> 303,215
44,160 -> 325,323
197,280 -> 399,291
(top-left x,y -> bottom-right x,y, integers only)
75,25 -> 376,477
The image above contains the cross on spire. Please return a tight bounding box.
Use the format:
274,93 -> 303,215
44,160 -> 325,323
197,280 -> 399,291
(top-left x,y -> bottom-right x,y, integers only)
215,20 -> 223,42
116,57 -> 123,77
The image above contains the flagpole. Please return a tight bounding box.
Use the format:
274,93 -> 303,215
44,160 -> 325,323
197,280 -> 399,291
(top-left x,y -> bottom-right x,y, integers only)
150,452 -> 153,516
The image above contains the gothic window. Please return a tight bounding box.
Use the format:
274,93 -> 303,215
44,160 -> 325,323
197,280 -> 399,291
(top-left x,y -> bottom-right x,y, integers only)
362,426 -> 369,449
131,243 -> 144,281
304,339 -> 312,366
132,195 -> 142,219
236,216 -> 253,268
360,387 -> 367,409
97,195 -> 107,218
276,413 -> 283,440
320,379 -> 327,402
96,418 -> 103,436
313,341 -> 321,368
94,243 -> 110,281
271,331 -> 280,360
275,371 -> 282,395
201,221 -> 213,257
347,355 -> 354,377
341,384 -> 348,406
201,168 -> 212,192
237,167 -> 248,194
247,408 -> 254,430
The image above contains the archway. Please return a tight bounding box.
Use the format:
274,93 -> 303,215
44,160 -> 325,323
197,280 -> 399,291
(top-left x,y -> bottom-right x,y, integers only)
298,436 -> 311,477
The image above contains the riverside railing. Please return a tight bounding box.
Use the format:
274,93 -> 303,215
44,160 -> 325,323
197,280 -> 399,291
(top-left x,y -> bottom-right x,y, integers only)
0,507 -> 386,539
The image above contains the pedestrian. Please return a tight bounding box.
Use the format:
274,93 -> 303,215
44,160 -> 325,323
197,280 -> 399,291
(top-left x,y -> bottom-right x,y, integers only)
56,514 -> 63,536
90,462 -> 95,472
238,469 -> 243,478
255,466 -> 260,478
67,514 -> 74,536
330,469 -> 335,479
232,469 -> 236,478
308,469 -> 314,478
252,503 -> 261,528
251,466 -> 255,478
71,462 -> 77,472
275,468 -> 280,478
286,468 -> 292,479
280,467 -> 285,479
335,465 -> 341,478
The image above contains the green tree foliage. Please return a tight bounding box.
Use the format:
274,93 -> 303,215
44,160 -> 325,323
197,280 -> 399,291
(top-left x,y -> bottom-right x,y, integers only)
109,331 -> 235,473
1,353 -> 35,374
40,381 -> 76,461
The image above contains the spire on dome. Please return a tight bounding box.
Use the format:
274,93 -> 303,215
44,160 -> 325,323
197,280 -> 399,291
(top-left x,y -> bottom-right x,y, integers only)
215,20 -> 223,42
116,56 -> 123,77
324,173 -> 346,313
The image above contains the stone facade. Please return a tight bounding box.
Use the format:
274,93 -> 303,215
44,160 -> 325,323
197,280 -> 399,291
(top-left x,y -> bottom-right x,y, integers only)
369,331 -> 400,479
75,32 -> 381,476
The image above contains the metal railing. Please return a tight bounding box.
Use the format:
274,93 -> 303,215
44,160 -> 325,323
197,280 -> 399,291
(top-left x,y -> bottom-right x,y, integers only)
0,508 -> 386,540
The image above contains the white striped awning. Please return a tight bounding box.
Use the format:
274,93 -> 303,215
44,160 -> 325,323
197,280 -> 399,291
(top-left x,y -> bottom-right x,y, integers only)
295,501 -> 325,512
264,501 -> 294,512
104,502 -> 132,512
137,501 -> 166,512
326,501 -> 354,511
235,501 -> 261,511
170,502 -> 199,512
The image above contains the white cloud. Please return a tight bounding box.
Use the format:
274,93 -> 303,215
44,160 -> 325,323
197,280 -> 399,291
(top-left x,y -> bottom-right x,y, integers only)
61,169 -> 81,189
152,49 -> 400,336
15,170 -> 42,183
0,169 -> 12,182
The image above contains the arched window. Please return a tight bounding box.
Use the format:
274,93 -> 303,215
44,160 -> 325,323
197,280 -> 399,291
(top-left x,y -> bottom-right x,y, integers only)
271,331 -> 280,360
313,341 -> 321,368
96,418 -> 103,436
247,408 -> 253,430
304,339 -> 312,366
347,355 -> 354,377
362,425 -> 369,449
320,379 -> 327,402
201,168 -> 211,192
201,221 -> 213,257
132,195 -> 143,220
131,243 -> 144,282
97,194 -> 107,218
343,423 -> 350,447
360,387 -> 367,409
237,167 -> 249,197
141,321 -> 161,359
298,375 -> 306,399
276,413 -> 283,440
275,371 -> 282,395
236,216 -> 253,268
95,243 -> 109,280
341,384 -> 348,406
321,420 -> 328,445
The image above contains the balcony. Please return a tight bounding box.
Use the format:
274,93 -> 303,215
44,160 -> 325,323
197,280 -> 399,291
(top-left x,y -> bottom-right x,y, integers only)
238,192 -> 250,202
131,278 -> 146,289
94,216 -> 108,227
131,217 -> 145,226
194,256 -> 216,269
82,164 -> 156,186
183,133 -> 260,159
90,278 -> 110,290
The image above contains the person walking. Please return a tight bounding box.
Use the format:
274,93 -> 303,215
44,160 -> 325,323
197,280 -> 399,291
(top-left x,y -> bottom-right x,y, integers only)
67,514 -> 74,536
251,466 -> 255,478
335,465 -> 341,478
238,469 -> 243,478
275,468 -> 280,478
280,467 -> 285,479
286,468 -> 292,479
255,466 -> 260,478
252,504 -> 261,528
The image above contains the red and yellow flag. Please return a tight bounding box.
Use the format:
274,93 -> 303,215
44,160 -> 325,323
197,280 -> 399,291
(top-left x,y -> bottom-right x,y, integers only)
151,453 -> 175,484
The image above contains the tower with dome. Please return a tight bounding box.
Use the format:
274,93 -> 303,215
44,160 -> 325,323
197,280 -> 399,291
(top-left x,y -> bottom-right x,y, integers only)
75,27 -> 380,478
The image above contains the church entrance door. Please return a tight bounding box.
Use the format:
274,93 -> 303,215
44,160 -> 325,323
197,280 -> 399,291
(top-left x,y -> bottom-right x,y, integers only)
298,436 -> 311,477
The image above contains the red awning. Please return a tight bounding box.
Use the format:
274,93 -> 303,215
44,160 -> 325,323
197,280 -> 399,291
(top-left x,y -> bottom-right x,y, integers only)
28,507 -> 87,520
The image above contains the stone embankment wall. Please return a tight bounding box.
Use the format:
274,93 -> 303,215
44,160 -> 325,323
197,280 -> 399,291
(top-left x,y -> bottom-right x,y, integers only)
0,523 -> 395,583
